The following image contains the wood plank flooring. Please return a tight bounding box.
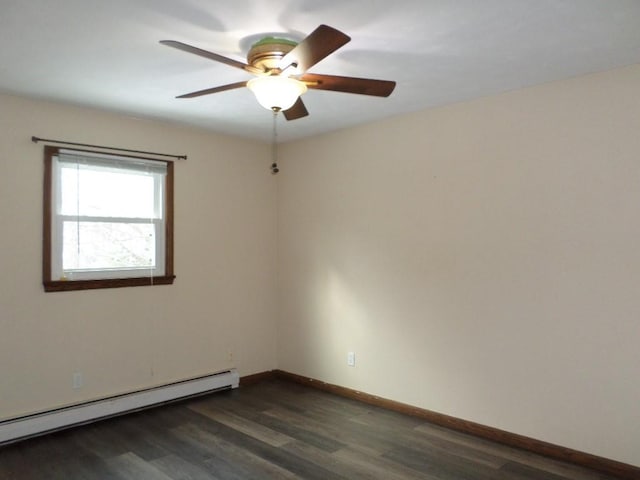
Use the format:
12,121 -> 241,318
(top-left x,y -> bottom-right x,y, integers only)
0,378 -> 618,479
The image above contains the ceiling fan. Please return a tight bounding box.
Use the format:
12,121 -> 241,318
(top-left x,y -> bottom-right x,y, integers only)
160,25 -> 396,120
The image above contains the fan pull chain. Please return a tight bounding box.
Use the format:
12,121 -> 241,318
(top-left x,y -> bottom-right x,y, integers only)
271,110 -> 280,175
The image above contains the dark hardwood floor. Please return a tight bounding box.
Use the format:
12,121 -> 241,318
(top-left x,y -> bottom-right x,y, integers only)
0,378 -> 617,479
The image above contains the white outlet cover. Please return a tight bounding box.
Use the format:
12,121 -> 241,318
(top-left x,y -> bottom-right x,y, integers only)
72,372 -> 83,389
347,352 -> 356,367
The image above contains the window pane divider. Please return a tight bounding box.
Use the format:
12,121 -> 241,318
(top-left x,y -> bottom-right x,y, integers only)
58,215 -> 161,223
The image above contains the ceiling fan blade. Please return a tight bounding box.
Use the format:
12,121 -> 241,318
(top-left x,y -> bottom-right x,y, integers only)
283,97 -> 309,121
280,25 -> 350,73
300,73 -> 396,97
176,81 -> 247,98
160,40 -> 263,75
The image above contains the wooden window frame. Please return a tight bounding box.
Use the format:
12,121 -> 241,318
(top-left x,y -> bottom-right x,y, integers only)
43,146 -> 175,292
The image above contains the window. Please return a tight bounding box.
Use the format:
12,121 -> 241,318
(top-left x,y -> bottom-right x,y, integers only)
43,146 -> 174,291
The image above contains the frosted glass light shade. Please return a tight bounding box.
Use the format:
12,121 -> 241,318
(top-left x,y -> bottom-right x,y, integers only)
247,76 -> 307,111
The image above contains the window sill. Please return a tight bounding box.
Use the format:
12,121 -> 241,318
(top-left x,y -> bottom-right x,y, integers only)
43,275 -> 176,292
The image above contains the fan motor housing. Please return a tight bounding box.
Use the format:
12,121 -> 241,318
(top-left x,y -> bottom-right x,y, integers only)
247,37 -> 297,71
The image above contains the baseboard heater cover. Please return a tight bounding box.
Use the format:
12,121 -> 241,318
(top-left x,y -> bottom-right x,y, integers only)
0,368 -> 239,445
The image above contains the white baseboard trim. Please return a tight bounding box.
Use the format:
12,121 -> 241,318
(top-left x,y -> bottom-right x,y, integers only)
0,368 -> 239,444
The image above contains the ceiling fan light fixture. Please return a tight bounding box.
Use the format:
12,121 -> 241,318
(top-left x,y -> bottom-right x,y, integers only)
247,76 -> 307,111
162,25 -> 395,121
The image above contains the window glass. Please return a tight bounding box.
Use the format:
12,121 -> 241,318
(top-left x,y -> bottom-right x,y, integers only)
59,165 -> 158,218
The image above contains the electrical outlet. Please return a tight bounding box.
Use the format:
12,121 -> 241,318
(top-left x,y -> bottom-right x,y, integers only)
72,372 -> 83,389
347,351 -> 356,367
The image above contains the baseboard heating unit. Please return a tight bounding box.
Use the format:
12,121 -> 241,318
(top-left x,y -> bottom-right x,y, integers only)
0,368 -> 239,445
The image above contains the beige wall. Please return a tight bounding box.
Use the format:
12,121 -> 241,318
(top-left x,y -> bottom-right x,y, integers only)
277,64 -> 640,466
0,94 -> 278,419
2,63 -> 639,467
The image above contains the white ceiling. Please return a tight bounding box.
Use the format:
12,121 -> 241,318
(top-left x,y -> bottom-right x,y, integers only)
1,0 -> 640,142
